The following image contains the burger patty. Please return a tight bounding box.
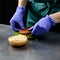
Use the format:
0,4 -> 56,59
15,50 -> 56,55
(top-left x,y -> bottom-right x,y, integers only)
19,27 -> 31,34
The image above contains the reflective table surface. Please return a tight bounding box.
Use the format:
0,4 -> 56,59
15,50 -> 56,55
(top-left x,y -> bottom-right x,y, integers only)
0,24 -> 60,60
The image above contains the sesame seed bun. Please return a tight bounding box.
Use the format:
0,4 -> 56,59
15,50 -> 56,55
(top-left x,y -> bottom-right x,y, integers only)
8,34 -> 28,46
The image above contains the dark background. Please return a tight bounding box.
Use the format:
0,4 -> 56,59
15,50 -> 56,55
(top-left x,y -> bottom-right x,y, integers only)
0,0 -> 60,33
0,0 -> 17,24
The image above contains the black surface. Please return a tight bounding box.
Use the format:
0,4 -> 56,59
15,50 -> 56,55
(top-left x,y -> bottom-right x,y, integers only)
0,24 -> 60,60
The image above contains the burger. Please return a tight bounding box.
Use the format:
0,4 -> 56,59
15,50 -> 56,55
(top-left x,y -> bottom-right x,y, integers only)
14,27 -> 35,40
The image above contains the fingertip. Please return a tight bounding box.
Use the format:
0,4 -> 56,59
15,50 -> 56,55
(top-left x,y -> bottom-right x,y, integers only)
31,27 -> 39,36
21,26 -> 25,29
28,26 -> 33,31
28,28 -> 31,30
19,22 -> 25,29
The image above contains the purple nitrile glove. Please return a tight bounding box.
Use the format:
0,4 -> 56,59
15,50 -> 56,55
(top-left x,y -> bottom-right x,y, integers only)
29,15 -> 56,36
10,6 -> 25,31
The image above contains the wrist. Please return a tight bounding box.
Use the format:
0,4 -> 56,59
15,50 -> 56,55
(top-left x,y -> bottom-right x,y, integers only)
16,6 -> 25,14
49,12 -> 60,23
17,6 -> 25,11
46,15 -> 56,26
18,0 -> 27,7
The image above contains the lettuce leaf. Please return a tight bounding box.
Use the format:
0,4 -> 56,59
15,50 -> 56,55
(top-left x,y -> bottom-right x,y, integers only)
14,31 -> 34,39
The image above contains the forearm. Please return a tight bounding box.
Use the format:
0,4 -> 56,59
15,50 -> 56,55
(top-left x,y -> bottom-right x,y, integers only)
50,12 -> 60,23
18,0 -> 28,7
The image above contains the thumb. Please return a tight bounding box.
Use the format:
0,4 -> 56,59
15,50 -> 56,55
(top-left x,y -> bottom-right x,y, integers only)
19,21 -> 25,29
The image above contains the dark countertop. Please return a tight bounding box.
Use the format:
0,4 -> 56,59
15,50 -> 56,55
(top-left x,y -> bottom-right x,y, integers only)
0,24 -> 60,60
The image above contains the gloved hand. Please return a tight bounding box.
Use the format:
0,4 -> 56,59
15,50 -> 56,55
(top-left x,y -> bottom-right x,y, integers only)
29,15 -> 56,36
10,6 -> 25,31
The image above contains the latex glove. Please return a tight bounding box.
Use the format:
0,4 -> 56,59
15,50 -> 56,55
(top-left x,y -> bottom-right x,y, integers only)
29,15 -> 56,36
10,6 -> 25,31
